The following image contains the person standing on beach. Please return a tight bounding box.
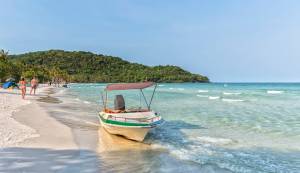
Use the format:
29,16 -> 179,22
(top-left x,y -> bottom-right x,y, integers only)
19,78 -> 26,99
30,77 -> 38,95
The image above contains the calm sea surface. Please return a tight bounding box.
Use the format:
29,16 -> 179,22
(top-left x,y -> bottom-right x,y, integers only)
65,83 -> 300,173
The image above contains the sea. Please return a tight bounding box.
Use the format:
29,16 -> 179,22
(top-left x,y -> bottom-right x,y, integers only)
54,83 -> 300,173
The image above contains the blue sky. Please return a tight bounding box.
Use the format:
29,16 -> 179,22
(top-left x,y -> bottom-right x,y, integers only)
1,0 -> 300,82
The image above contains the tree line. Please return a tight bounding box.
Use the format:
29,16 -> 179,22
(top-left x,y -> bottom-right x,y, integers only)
1,49 -> 209,83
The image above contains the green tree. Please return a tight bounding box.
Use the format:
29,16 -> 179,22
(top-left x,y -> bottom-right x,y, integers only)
0,49 -> 12,82
8,50 -> 209,83
0,49 -> 9,61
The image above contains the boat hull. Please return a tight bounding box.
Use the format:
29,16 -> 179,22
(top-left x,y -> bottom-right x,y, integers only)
100,120 -> 151,142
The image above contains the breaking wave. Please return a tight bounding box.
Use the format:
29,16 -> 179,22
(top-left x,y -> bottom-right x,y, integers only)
223,92 -> 241,95
209,96 -> 220,100
198,90 -> 209,93
196,94 -> 209,98
222,98 -> 244,102
267,90 -> 284,94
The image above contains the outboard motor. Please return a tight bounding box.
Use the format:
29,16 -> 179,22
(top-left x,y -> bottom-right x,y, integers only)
114,95 -> 125,110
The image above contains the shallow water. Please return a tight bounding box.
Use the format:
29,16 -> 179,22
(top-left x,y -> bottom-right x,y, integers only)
57,83 -> 300,172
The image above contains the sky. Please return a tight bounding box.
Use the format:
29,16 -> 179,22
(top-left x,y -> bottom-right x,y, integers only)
1,0 -> 300,82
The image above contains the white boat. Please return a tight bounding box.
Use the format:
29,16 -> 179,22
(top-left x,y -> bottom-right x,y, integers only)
98,82 -> 164,142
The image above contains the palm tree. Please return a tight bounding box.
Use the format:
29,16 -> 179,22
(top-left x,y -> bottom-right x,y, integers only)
0,49 -> 9,61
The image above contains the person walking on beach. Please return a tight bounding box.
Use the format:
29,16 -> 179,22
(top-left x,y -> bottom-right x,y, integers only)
30,77 -> 38,95
19,78 -> 26,99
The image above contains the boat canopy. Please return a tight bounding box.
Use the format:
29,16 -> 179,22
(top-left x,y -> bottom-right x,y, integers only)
106,82 -> 155,91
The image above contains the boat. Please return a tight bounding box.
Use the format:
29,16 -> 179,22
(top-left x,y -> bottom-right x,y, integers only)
98,82 -> 164,142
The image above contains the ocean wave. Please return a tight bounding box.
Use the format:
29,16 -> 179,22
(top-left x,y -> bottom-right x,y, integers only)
158,84 -> 165,87
223,92 -> 241,95
170,145 -> 214,160
83,101 -> 91,104
198,90 -> 209,93
222,98 -> 244,102
196,136 -> 235,145
267,90 -> 284,94
168,87 -> 185,91
209,96 -> 220,100
196,94 -> 209,98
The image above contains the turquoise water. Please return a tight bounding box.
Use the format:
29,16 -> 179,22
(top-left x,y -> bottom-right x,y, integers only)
68,83 -> 300,173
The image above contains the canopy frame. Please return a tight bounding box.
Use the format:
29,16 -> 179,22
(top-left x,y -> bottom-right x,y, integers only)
105,82 -> 155,91
101,82 -> 157,111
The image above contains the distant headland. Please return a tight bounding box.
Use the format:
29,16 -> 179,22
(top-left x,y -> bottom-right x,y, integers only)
2,49 -> 209,83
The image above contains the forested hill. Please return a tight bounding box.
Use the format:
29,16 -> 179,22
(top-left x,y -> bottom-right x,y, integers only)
8,50 -> 209,83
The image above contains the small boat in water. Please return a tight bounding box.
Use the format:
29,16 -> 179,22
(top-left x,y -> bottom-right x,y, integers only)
98,82 -> 164,142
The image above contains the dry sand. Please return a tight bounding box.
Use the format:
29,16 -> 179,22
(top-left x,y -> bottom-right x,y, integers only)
0,86 -> 77,149
0,86 -> 100,173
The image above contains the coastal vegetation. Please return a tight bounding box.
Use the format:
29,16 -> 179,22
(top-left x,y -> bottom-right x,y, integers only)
1,49 -> 209,83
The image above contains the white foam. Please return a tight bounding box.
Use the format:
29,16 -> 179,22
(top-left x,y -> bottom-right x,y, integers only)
222,98 -> 244,102
196,94 -> 209,98
169,87 -> 185,91
83,101 -> 90,104
158,84 -> 165,87
209,96 -> 220,100
267,90 -> 284,94
170,144 -> 214,160
57,89 -> 65,95
196,136 -> 235,145
198,90 -> 209,93
223,92 -> 241,95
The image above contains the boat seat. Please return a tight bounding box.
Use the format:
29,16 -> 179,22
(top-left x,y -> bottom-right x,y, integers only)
114,95 -> 125,110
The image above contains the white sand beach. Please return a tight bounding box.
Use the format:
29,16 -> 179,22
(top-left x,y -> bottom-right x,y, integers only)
0,86 -> 96,173
0,87 -> 38,147
0,86 -> 77,149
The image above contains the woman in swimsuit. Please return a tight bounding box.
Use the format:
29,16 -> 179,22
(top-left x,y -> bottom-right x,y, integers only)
19,78 -> 26,99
